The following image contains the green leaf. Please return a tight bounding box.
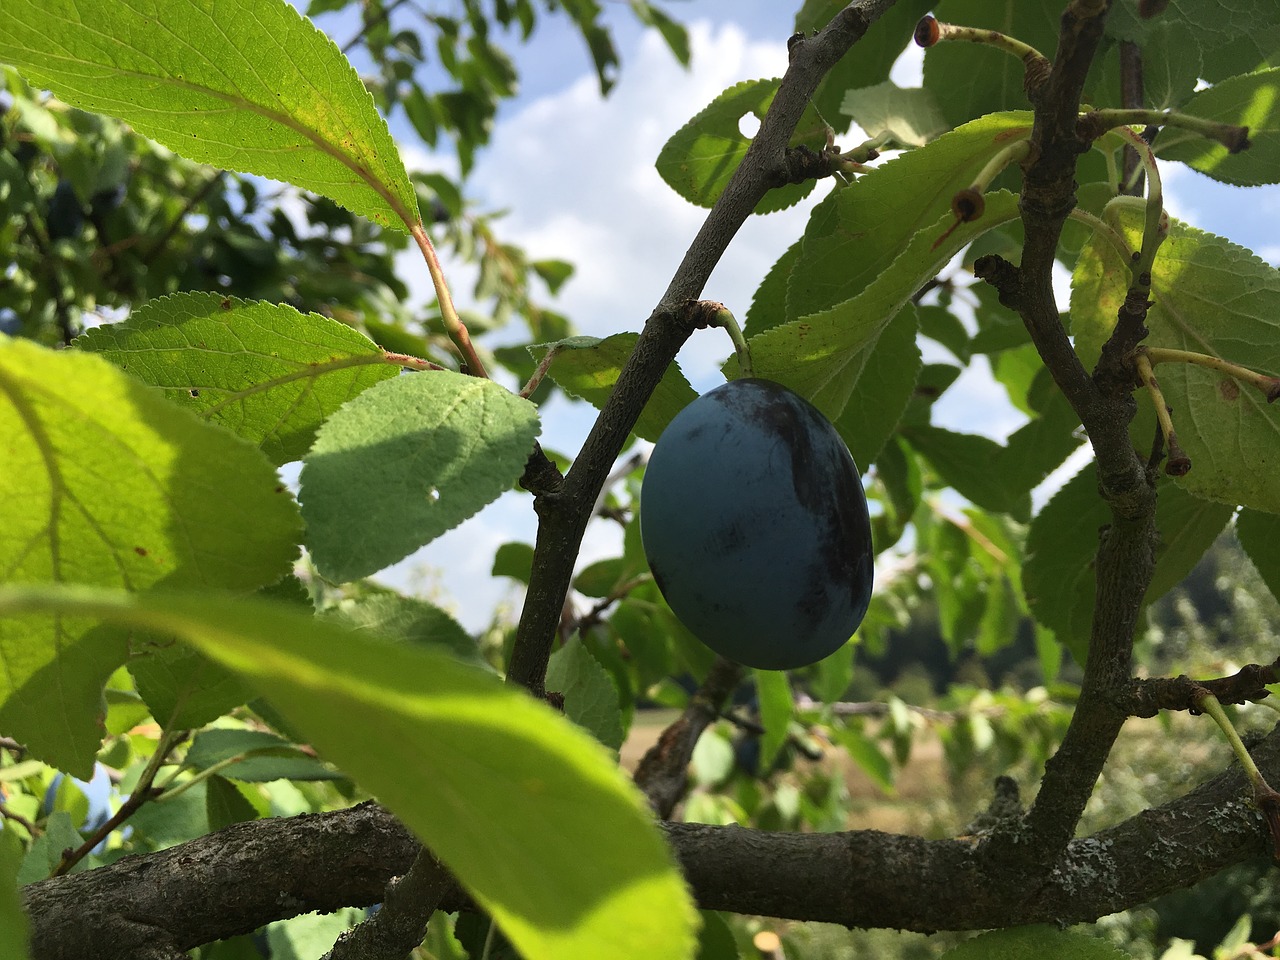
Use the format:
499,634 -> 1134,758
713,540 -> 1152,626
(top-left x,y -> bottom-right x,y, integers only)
1156,69 -> 1280,186
531,334 -> 696,443
1072,204 -> 1280,512
130,645 -> 254,730
833,725 -> 894,794
0,338 -> 300,775
1142,21 -> 1203,111
0,0 -> 419,230
786,113 -> 1032,321
735,192 -> 1020,429
840,81 -> 947,148
0,827 -> 32,960
205,776 -> 260,831
16,811 -> 81,884
0,584 -> 697,960
492,542 -> 536,585
796,0 -> 934,133
1236,509 -> 1280,603
744,240 -> 800,337
76,293 -> 400,466
656,79 -> 826,214
905,426 -> 1032,520
906,388 -> 1084,521
300,371 -> 540,583
546,636 -> 626,752
923,2 -> 1062,126
939,925 -> 1134,960
828,306 -> 922,469
1106,0 -> 1280,83
754,669 -> 794,772
185,728 -> 340,782
628,1 -> 690,67
694,911 -> 739,960
1023,462 -> 1233,664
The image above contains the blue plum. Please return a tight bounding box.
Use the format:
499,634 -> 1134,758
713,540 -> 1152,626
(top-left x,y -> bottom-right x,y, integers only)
640,378 -> 873,670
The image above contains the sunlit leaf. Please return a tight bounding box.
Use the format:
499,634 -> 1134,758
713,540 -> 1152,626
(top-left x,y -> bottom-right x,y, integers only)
0,0 -> 419,229
1072,204 -> 1280,512
0,338 -> 300,775
77,293 -> 400,465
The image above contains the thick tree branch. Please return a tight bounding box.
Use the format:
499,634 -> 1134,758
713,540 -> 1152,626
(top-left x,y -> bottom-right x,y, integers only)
24,726 -> 1280,957
505,0 -> 898,699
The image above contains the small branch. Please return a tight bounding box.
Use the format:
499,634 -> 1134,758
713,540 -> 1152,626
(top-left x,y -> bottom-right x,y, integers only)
914,16 -> 1052,95
1118,39 -> 1146,194
634,657 -> 745,817
0,800 -> 36,835
322,846 -> 453,960
1078,108 -> 1250,155
53,730 -> 183,877
1126,659 -> 1280,716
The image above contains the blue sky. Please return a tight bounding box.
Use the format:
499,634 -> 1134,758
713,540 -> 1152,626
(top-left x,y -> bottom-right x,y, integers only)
304,5 -> 1280,629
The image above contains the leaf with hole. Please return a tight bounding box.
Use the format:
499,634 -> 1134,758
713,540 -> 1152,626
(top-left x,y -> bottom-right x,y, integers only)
656,78 -> 828,214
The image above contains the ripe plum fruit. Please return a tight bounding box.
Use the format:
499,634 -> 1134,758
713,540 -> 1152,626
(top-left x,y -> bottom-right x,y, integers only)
640,378 -> 873,670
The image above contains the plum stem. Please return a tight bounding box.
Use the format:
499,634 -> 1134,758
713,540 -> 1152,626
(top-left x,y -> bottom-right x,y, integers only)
714,306 -> 754,378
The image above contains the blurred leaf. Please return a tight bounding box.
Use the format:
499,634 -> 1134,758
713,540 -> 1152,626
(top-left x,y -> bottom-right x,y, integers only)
492,543 -> 536,585
939,925 -> 1134,960
0,0 -> 418,229
628,1 -> 690,67
0,827 -> 31,960
1235,509 -> 1280,603
300,371 -> 540,582
753,670 -> 793,772
17,811 -> 82,884
0,585 -> 698,960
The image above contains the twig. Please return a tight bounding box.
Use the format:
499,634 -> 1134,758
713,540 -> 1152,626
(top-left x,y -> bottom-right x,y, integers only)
322,846 -> 454,960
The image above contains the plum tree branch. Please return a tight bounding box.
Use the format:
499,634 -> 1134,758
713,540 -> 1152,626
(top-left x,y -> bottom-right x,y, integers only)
504,0 -> 898,699
23,727 -> 1280,958
972,0 -> 1164,875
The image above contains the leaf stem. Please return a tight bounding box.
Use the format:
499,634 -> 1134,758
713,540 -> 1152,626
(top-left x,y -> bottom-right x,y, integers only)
1078,108 -> 1250,154
1066,207 -> 1132,263
712,305 -> 753,378
53,729 -> 184,876
1141,347 -> 1280,402
913,15 -> 1047,65
1198,691 -> 1280,861
1133,351 -> 1189,475
411,223 -> 488,378
520,346 -> 560,400
1106,129 -> 1168,283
